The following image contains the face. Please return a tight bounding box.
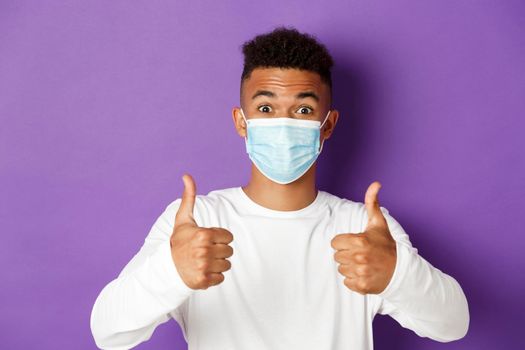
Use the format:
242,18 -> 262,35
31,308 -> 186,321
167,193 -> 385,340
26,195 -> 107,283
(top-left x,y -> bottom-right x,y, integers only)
232,67 -> 339,142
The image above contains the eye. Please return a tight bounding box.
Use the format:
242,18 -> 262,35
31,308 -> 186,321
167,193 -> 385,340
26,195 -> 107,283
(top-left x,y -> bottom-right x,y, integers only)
296,106 -> 313,114
257,105 -> 272,113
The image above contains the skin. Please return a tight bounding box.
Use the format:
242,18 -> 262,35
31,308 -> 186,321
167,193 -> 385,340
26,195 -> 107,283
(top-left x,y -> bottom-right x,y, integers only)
170,175 -> 233,290
233,67 -> 338,211
170,67 -> 397,295
331,182 -> 397,295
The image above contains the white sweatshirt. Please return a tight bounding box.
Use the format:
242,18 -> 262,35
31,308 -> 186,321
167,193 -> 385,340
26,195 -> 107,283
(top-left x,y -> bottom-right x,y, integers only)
90,186 -> 469,350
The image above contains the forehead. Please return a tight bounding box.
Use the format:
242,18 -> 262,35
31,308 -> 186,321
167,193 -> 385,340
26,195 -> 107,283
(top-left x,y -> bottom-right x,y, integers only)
241,67 -> 328,101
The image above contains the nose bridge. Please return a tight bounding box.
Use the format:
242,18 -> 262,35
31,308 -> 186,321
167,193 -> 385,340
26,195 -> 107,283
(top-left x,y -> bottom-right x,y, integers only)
241,107 -> 329,126
241,106 -> 296,120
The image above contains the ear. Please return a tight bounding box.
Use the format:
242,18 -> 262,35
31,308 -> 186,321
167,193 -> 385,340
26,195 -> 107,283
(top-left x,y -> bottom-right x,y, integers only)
232,107 -> 247,138
321,109 -> 339,141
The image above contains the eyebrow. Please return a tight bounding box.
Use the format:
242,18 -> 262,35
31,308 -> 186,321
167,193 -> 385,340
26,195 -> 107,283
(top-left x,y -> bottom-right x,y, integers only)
251,90 -> 320,102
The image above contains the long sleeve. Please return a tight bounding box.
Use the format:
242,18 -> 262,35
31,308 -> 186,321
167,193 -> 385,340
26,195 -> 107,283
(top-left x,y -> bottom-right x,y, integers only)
372,207 -> 470,342
90,198 -> 195,350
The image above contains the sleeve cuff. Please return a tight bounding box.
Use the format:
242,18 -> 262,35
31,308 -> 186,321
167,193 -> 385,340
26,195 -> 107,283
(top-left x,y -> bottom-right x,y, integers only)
148,239 -> 195,300
376,240 -> 410,300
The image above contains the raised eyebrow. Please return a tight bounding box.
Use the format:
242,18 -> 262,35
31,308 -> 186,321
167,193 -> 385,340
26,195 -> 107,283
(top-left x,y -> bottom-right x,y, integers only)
295,91 -> 319,102
251,90 -> 320,102
252,90 -> 276,100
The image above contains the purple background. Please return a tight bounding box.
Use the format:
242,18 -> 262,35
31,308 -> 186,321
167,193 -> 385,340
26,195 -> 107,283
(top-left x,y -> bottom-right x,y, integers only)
1,1 -> 523,349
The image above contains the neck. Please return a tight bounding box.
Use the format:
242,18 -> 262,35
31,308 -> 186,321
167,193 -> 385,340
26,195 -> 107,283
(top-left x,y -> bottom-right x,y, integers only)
241,163 -> 318,211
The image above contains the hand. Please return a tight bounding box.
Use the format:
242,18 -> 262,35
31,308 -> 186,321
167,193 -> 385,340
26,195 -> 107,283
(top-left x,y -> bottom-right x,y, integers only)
170,173 -> 234,290
331,181 -> 397,295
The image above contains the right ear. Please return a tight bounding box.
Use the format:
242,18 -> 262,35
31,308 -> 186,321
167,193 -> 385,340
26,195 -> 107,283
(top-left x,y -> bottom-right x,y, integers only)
232,107 -> 247,138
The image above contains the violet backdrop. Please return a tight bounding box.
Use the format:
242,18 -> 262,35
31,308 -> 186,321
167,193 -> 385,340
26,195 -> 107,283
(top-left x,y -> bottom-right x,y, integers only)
1,1 -> 523,349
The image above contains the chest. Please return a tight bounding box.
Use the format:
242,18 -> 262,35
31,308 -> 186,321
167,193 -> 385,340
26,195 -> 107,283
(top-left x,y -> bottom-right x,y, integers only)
194,213 -> 359,313
182,209 -> 375,348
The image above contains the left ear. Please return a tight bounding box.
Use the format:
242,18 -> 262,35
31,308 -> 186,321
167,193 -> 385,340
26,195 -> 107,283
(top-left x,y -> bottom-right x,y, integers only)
321,109 -> 339,141
232,107 -> 247,138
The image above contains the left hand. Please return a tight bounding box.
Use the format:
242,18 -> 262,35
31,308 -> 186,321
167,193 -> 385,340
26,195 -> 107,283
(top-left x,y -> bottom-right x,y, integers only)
330,181 -> 397,295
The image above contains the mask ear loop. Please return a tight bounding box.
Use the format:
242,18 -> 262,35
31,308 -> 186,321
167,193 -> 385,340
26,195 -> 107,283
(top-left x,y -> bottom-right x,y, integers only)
240,108 -> 249,148
318,109 -> 331,153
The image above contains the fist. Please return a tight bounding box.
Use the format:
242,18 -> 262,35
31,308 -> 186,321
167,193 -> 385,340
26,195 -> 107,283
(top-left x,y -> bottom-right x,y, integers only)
331,181 -> 397,295
170,173 -> 234,290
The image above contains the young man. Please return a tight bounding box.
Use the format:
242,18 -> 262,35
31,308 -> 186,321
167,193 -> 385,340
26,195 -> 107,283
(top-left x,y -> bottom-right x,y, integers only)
90,26 -> 469,349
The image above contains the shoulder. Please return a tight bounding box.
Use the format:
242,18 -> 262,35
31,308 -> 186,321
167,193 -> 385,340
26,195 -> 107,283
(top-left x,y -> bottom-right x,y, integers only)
163,186 -> 238,226
320,190 -> 367,218
320,190 -> 401,234
164,187 -> 237,209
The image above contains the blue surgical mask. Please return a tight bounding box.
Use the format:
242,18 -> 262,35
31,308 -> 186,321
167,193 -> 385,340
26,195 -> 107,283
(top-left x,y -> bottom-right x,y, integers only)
240,108 -> 331,185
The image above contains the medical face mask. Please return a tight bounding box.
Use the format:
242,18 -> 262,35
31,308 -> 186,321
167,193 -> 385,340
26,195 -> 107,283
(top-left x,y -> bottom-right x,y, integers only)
240,108 -> 331,185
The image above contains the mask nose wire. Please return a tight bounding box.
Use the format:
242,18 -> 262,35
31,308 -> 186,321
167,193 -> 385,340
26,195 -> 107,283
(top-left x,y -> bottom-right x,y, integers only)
241,108 -> 330,151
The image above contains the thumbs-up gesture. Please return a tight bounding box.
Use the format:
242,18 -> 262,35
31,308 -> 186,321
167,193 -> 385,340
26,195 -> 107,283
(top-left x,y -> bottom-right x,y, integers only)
330,181 -> 397,295
170,174 -> 234,290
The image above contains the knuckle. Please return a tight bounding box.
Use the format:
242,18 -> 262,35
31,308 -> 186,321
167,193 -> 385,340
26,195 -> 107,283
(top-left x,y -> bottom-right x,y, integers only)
353,253 -> 368,264
194,247 -> 208,259
196,260 -> 209,271
196,229 -> 212,242
356,236 -> 368,247
357,279 -> 369,292
357,265 -> 369,276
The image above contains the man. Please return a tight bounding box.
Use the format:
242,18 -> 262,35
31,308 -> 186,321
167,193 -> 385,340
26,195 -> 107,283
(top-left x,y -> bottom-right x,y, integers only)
90,26 -> 469,349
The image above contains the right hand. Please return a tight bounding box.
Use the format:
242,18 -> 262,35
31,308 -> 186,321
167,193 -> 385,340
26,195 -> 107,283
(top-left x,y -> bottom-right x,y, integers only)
170,173 -> 234,290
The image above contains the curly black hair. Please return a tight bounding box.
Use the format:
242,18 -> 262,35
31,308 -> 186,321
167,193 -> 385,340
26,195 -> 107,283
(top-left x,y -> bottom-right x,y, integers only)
240,26 -> 334,100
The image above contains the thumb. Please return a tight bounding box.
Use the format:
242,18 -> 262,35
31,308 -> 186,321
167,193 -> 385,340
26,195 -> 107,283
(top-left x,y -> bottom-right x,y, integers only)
175,173 -> 197,228
364,181 -> 387,229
